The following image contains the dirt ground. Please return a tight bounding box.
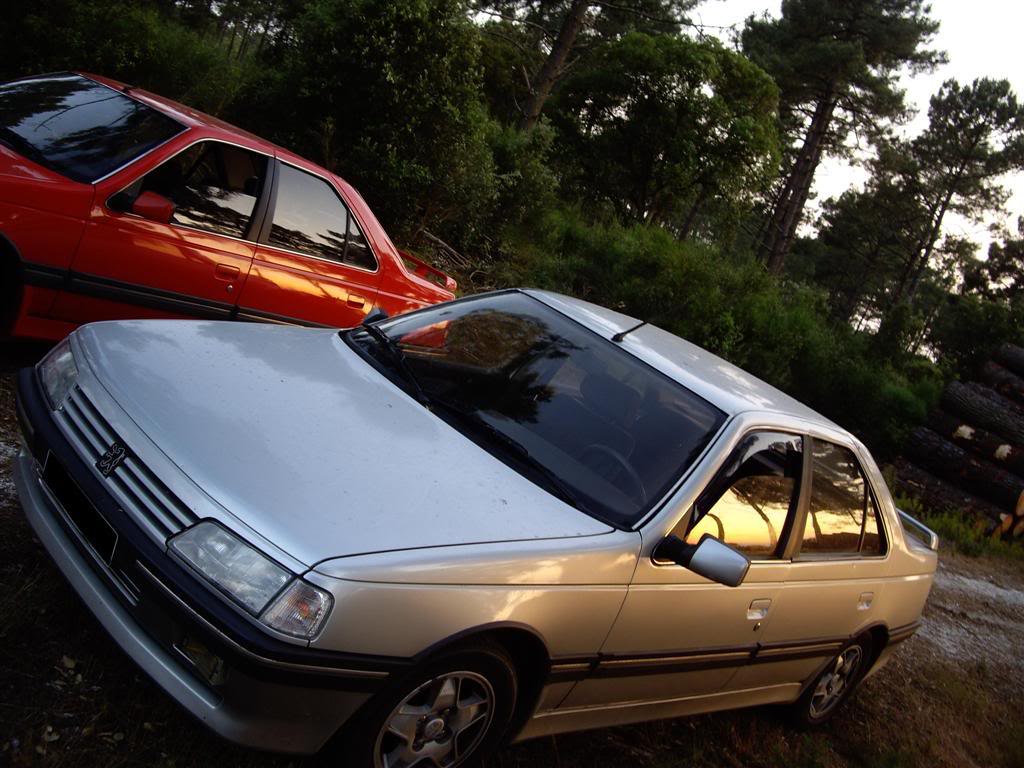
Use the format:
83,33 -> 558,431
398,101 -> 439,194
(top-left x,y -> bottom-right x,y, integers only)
1,343 -> 1022,768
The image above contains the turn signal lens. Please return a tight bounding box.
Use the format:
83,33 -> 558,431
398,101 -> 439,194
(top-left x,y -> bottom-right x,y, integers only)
262,580 -> 333,639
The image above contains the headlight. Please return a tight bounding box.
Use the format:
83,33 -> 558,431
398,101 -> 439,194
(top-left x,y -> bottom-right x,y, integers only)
170,522 -> 333,639
39,337 -> 78,410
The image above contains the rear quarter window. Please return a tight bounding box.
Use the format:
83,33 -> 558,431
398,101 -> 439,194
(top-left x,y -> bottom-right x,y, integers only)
801,440 -> 887,558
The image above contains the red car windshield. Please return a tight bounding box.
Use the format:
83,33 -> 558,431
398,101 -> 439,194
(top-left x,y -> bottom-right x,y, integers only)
0,73 -> 184,183
353,291 -> 727,528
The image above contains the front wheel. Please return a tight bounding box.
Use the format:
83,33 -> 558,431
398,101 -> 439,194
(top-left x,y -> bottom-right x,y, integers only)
337,642 -> 517,767
790,635 -> 873,727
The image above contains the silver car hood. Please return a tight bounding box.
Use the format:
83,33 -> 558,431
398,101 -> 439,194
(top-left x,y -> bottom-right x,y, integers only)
76,321 -> 612,566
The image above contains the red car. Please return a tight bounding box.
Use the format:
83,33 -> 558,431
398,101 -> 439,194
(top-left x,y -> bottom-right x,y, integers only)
0,72 -> 455,341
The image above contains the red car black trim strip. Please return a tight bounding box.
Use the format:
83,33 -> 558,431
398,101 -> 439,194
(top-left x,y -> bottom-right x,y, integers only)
21,262 -> 333,328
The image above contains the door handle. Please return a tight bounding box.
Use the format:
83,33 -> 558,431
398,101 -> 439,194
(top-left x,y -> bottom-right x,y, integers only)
347,293 -> 366,308
857,592 -> 874,611
747,598 -> 772,621
215,263 -> 241,281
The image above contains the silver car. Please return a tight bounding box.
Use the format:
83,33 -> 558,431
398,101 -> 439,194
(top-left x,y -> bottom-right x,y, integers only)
13,289 -> 938,767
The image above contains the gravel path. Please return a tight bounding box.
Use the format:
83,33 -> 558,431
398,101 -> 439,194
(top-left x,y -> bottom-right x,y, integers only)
918,553 -> 1024,694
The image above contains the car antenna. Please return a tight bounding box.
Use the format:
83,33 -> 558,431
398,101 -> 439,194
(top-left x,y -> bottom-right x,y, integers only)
612,320 -> 648,343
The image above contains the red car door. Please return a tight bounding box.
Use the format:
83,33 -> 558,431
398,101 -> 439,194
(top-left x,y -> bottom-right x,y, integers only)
52,137 -> 270,323
235,159 -> 382,328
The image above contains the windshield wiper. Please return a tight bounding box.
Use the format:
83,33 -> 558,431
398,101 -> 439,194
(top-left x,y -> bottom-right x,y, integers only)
359,324 -> 431,406
465,416 -> 593,515
354,325 -> 591,514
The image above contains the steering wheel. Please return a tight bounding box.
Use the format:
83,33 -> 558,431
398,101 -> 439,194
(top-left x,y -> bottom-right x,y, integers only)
580,444 -> 647,504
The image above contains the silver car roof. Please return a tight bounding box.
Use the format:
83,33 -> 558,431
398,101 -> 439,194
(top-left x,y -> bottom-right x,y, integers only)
525,289 -> 845,434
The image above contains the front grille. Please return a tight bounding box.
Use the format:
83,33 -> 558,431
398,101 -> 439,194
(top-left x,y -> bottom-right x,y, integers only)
57,386 -> 198,541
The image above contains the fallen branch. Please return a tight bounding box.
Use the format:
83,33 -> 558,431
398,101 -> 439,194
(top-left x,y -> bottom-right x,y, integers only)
422,230 -> 472,270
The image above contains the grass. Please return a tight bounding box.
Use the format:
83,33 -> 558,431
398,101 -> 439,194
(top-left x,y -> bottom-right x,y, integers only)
892,492 -> 1024,561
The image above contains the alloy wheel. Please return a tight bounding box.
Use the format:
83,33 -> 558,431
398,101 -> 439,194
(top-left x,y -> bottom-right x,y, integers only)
373,670 -> 495,768
809,645 -> 863,718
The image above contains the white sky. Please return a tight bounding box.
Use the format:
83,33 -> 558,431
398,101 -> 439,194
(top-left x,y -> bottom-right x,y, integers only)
694,0 -> 1024,254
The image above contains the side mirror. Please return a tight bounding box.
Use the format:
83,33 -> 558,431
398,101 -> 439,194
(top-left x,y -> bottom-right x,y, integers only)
655,534 -> 750,587
362,307 -> 389,325
131,191 -> 175,224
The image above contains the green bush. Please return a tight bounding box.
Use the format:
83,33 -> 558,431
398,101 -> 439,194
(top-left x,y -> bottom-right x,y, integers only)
0,1 -> 249,115
495,209 -> 940,455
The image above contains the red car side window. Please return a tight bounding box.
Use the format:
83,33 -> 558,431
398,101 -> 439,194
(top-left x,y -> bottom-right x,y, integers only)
115,140 -> 268,240
269,163 -> 377,271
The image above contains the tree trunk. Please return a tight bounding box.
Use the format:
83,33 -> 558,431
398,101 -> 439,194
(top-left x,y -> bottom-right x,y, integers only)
964,381 -> 1024,421
761,92 -> 837,274
995,344 -> 1024,379
518,0 -> 590,132
980,360 -> 1024,405
893,459 -> 1010,535
941,380 -> 1024,446
905,186 -> 956,301
905,427 -> 1024,514
677,184 -> 708,240
928,409 -> 1024,477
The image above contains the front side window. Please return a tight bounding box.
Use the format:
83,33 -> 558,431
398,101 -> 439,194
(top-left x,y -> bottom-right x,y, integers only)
269,163 -> 377,270
800,440 -> 885,557
349,291 -> 726,528
683,432 -> 803,558
115,140 -> 268,239
0,73 -> 184,183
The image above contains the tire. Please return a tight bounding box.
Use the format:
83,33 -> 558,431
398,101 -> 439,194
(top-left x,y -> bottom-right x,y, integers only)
334,641 -> 518,768
0,253 -> 22,338
790,634 -> 873,728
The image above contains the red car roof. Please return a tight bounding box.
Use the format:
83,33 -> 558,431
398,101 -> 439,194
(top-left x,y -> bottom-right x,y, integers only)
74,72 -> 454,299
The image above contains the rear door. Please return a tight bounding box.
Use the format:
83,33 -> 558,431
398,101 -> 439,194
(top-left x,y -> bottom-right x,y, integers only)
236,160 -> 382,327
53,138 -> 269,323
726,437 -> 891,691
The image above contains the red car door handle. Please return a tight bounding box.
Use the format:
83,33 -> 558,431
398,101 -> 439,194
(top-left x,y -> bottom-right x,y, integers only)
347,293 -> 366,308
215,264 -> 240,281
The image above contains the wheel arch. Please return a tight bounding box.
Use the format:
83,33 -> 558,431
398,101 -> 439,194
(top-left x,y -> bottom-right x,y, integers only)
796,622 -> 889,700
411,621 -> 552,739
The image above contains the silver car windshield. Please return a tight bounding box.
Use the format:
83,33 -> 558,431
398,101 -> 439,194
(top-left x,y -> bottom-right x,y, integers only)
352,291 -> 726,528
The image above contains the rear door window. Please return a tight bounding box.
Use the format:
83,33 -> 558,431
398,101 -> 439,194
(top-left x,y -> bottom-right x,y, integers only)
800,440 -> 886,557
0,73 -> 184,183
683,432 -> 803,558
268,163 -> 377,270
115,141 -> 268,239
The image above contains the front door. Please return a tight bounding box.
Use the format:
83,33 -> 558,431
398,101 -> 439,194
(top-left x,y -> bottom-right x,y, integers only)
559,431 -> 803,709
53,139 -> 268,323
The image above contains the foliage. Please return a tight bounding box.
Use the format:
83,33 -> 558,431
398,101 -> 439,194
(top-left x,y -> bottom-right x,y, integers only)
0,0 -> 1020,468
550,32 -> 780,237
0,0 -> 253,115
493,208 -> 940,455
234,0 -> 498,247
743,0 -> 944,272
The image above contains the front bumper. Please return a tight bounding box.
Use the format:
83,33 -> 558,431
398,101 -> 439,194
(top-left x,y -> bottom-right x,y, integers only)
12,367 -> 401,754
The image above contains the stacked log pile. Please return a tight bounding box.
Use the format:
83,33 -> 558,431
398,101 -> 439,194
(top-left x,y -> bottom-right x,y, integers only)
895,344 -> 1024,540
